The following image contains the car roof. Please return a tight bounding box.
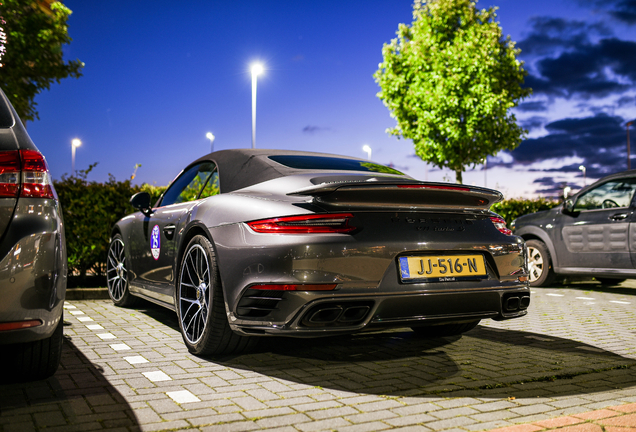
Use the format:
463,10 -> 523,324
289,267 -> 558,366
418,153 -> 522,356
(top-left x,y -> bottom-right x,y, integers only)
189,149 -> 405,193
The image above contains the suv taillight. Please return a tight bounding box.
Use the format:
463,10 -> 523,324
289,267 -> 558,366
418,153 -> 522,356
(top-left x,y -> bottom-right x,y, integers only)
0,150 -> 55,199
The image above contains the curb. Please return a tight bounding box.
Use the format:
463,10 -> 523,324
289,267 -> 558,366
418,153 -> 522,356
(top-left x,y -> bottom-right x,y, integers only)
65,287 -> 109,300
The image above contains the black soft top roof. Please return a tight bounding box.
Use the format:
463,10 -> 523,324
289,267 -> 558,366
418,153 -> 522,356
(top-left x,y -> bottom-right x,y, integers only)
190,149 -> 405,193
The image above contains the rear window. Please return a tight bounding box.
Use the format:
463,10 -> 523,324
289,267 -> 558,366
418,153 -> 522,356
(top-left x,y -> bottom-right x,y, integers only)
268,155 -> 404,175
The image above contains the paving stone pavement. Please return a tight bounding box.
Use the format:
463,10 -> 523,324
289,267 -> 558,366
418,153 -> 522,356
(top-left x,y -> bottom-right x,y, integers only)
1,282 -> 635,432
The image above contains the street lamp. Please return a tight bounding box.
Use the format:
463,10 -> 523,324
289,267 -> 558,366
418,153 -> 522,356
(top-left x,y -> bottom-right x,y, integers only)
206,132 -> 215,153
628,121 -> 633,170
71,138 -> 81,174
579,165 -> 586,186
362,145 -> 372,160
251,63 -> 264,149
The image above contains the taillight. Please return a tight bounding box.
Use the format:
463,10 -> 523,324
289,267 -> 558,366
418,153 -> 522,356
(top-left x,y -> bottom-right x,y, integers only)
0,151 -> 20,197
397,184 -> 471,191
250,284 -> 337,291
247,213 -> 356,234
0,150 -> 55,199
20,150 -> 55,199
490,217 -> 512,235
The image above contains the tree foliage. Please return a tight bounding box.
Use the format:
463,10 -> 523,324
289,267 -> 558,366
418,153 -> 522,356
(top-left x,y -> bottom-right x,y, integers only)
0,0 -> 83,123
374,0 -> 531,183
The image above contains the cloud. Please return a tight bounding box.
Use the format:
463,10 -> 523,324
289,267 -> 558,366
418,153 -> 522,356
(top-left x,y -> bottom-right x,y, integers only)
518,17 -> 611,56
516,101 -> 548,112
510,113 -> 629,175
520,116 -> 546,131
526,38 -> 636,99
302,125 -> 329,134
577,0 -> 636,25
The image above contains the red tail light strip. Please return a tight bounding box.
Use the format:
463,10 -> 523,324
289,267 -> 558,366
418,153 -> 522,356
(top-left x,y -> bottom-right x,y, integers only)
490,217 -> 513,235
397,184 -> 471,191
250,284 -> 337,291
247,213 -> 356,234
0,319 -> 42,331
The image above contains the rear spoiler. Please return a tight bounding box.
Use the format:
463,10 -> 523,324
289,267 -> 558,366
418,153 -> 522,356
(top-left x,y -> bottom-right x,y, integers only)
287,182 -> 503,210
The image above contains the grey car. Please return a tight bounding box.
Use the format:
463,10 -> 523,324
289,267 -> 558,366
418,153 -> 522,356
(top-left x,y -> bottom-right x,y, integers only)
512,170 -> 636,287
0,89 -> 67,381
108,149 -> 529,356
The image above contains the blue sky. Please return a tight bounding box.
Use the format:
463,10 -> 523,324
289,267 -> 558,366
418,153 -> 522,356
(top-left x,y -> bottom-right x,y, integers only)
26,0 -> 636,198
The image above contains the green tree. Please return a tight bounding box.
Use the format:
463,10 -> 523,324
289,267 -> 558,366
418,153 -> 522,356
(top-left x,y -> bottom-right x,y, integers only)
374,0 -> 531,184
0,0 -> 83,123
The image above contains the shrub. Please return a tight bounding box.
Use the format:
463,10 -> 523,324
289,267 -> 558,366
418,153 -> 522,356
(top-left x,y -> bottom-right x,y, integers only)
491,197 -> 560,225
54,164 -> 166,279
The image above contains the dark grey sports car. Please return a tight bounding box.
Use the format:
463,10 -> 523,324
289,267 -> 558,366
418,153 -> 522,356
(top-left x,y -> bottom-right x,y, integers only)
108,149 -> 529,356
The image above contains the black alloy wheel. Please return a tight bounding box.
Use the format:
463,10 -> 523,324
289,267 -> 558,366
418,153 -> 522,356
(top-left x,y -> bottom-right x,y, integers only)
106,234 -> 139,307
176,234 -> 255,356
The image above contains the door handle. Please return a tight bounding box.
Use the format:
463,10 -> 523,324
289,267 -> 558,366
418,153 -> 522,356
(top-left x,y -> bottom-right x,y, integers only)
611,213 -> 628,221
163,224 -> 176,237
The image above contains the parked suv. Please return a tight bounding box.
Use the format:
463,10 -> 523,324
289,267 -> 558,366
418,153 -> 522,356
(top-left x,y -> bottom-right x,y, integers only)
512,170 -> 636,287
0,89 -> 67,381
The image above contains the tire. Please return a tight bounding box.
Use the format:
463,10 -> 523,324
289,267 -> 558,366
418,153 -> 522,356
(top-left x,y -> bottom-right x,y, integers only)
595,277 -> 626,286
106,234 -> 139,307
411,320 -> 480,338
0,316 -> 64,383
526,239 -> 556,287
176,235 -> 255,356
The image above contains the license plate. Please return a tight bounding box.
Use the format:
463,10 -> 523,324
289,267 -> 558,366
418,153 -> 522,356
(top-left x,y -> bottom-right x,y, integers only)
398,254 -> 487,282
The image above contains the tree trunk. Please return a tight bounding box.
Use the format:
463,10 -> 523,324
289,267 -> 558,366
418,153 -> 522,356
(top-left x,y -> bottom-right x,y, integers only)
455,169 -> 463,184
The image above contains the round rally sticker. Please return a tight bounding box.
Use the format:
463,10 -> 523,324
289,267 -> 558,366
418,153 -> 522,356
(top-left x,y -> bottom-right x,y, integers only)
150,224 -> 161,260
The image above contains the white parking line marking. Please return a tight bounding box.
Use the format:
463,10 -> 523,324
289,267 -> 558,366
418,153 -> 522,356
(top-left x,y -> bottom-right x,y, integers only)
576,297 -> 595,300
546,293 -> 564,297
63,304 -> 76,309
76,317 -> 93,322
167,390 -> 200,404
97,333 -> 116,340
86,324 -> 104,330
143,371 -> 172,382
610,300 -> 631,304
110,343 -> 131,351
124,356 -> 149,365
69,310 -> 85,315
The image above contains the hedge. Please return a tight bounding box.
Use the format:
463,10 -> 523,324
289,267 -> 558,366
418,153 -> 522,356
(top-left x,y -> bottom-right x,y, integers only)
54,168 -> 558,282
490,197 -> 560,225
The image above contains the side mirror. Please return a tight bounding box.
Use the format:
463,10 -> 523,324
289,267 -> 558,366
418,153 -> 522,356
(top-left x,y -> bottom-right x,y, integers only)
562,198 -> 575,214
130,192 -> 153,216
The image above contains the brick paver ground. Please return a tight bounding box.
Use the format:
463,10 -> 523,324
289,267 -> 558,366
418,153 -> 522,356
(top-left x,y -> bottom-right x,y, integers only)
1,281 -> 635,431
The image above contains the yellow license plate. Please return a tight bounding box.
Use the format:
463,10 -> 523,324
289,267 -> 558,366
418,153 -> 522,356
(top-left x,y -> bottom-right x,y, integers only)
398,255 -> 487,282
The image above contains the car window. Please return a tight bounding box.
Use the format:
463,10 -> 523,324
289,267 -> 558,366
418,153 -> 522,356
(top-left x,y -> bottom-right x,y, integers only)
574,178 -> 636,211
159,162 -> 218,207
199,171 -> 219,199
268,155 -> 404,175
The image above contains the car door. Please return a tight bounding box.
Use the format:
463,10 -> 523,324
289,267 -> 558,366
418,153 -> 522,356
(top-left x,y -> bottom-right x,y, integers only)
129,162 -> 219,303
555,177 -> 636,271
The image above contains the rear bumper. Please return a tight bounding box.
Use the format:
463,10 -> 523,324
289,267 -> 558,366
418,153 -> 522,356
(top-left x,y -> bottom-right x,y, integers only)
229,284 -> 529,337
0,199 -> 67,345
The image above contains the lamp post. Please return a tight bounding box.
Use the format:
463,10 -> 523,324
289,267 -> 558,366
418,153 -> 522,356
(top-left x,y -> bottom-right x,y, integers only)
206,132 -> 215,153
251,63 -> 263,149
628,121 -> 633,170
362,145 -> 372,160
71,138 -> 81,174
579,165 -> 586,186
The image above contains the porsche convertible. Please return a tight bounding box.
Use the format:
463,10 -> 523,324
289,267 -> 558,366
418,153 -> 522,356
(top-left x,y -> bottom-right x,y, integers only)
107,149 -> 529,356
